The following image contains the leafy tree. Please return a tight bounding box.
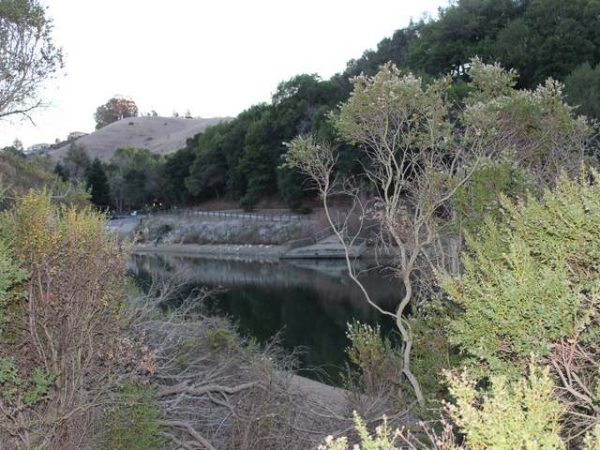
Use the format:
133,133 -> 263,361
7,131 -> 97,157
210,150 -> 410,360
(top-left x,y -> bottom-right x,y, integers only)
99,382 -> 164,450
62,143 -> 91,181
0,0 -> 63,119
451,160 -> 530,234
340,27 -> 418,81
284,63 -> 493,404
185,123 -> 231,199
379,0 -> 600,91
85,158 -> 111,210
161,144 -> 196,205
565,62 -> 600,120
495,0 -> 600,88
462,58 -> 591,186
406,0 -> 525,78
107,147 -> 163,211
94,96 -> 138,129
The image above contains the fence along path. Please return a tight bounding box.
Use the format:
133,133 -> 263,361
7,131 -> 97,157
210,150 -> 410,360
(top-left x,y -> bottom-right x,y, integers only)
150,209 -> 312,222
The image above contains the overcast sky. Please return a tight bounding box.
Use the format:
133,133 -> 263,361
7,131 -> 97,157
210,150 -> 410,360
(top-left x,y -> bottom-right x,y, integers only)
0,0 -> 447,148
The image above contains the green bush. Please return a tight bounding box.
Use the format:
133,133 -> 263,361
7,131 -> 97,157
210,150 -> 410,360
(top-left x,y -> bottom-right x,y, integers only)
452,159 -> 530,235
446,362 -> 564,449
444,174 -> 600,376
98,382 -> 164,450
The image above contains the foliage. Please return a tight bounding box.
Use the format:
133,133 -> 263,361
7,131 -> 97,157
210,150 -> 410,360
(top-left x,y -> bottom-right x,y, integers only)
62,143 -> 91,181
410,302 -> 462,404
107,147 -> 164,212
0,358 -> 55,406
445,175 -> 600,375
345,322 -> 402,395
406,0 -> 524,80
0,0 -> 63,119
321,364 -> 600,449
462,58 -> 591,185
585,426 -> 600,450
406,0 -> 600,89
565,62 -> 600,120
161,143 -> 196,205
94,96 -> 138,129
85,158 -> 111,210
446,362 -> 565,449
181,75 -> 344,209
452,159 -> 530,235
318,412 -> 402,450
0,190 -> 129,448
0,148 -> 89,209
98,382 -> 164,450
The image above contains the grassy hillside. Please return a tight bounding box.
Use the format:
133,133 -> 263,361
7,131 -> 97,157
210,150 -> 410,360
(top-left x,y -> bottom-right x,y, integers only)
49,116 -> 229,161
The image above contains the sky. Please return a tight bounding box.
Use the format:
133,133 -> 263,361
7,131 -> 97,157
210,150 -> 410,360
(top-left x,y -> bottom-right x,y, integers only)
0,0 -> 447,149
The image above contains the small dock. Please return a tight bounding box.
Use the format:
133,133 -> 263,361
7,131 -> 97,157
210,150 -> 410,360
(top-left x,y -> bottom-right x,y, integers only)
281,234 -> 367,260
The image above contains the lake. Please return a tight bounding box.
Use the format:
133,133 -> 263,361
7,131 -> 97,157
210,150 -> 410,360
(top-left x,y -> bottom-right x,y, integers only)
129,253 -> 403,385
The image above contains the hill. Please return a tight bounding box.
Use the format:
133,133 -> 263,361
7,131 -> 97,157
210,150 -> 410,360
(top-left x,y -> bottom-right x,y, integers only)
49,116 -> 229,161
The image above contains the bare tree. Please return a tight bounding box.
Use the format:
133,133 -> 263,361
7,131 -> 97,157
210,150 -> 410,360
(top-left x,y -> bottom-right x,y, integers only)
0,0 -> 63,121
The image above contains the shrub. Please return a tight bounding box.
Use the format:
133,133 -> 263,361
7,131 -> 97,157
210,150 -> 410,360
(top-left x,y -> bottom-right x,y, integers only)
446,362 -> 565,449
451,159 -> 530,235
444,174 -> 600,376
345,321 -> 402,395
98,382 -> 164,450
318,412 -> 402,450
0,190 -> 129,448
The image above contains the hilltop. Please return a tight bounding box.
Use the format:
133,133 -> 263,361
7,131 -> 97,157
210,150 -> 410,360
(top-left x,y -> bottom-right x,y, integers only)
48,116 -> 229,161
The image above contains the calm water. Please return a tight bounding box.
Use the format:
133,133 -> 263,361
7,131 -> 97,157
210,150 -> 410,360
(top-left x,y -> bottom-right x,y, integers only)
129,254 -> 403,384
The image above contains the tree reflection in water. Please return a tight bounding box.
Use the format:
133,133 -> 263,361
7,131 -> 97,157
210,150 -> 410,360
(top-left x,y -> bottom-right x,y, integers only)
130,254 -> 404,385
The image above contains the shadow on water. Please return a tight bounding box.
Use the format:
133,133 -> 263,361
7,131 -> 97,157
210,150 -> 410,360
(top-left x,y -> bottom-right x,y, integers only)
129,254 -> 404,385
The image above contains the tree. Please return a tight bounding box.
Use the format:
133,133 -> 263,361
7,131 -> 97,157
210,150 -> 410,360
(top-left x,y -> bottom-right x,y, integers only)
94,96 -> 138,129
0,0 -> 63,120
11,138 -> 22,152
107,147 -> 163,211
161,144 -> 196,205
62,143 -> 90,181
285,59 -> 593,405
284,65 -> 490,405
406,0 -> 525,79
496,0 -> 600,88
565,62 -> 600,120
85,158 -> 111,210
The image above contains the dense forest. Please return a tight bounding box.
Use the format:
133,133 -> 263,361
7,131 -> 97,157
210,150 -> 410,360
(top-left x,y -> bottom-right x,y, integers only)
52,0 -> 600,212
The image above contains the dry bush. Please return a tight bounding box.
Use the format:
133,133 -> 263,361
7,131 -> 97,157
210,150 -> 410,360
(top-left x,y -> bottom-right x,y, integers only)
127,278 -> 308,449
0,190 -> 133,449
127,277 -> 419,450
548,338 -> 600,445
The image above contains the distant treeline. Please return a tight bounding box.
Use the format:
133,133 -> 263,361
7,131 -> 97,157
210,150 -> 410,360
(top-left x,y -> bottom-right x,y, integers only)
60,0 -> 600,211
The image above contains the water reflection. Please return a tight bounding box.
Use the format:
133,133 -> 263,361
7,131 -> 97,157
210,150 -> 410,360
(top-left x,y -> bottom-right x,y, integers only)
130,254 -> 403,384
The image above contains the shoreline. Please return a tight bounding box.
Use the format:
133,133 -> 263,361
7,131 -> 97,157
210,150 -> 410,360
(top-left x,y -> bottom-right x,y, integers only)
132,243 -> 286,260
133,242 -> 388,261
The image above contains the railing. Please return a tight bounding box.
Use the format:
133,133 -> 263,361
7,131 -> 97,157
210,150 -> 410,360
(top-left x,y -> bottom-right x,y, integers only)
148,208 -> 311,223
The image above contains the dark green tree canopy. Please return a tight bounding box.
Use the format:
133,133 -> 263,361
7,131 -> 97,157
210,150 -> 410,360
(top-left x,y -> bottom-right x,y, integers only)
85,158 -> 111,210
73,0 -> 600,210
